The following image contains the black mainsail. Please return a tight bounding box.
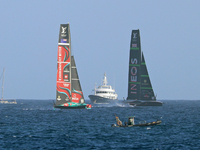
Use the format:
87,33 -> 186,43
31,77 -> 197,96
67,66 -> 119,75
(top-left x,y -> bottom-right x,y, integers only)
127,30 -> 141,100
54,23 -> 91,109
126,29 -> 162,106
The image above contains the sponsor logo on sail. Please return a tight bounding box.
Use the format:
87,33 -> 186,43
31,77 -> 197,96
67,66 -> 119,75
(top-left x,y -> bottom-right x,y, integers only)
133,33 -> 137,38
64,74 -> 68,80
61,26 -> 67,37
58,47 -> 62,55
57,96 -> 61,101
131,58 -> 137,64
142,80 -> 149,86
58,63 -> 62,80
63,83 -> 70,87
131,67 -> 137,82
132,32 -> 137,41
64,103 -> 69,106
65,97 -> 70,101
72,94 -> 79,100
58,46 -> 62,61
58,46 -> 62,81
61,27 -> 67,33
130,58 -> 138,94
131,84 -> 137,94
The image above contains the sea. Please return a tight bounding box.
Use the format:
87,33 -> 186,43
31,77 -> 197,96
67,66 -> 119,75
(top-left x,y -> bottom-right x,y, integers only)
0,100 -> 200,150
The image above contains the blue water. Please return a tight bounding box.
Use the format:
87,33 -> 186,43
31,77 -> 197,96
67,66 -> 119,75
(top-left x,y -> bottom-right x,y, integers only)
0,100 -> 200,149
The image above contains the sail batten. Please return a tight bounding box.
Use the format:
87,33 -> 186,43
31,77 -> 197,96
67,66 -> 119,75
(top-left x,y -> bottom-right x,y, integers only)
129,64 -> 140,66
58,43 -> 70,45
129,82 -> 140,84
130,48 -> 140,50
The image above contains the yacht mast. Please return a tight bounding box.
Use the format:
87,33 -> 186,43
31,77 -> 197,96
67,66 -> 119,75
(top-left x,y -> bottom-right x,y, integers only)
103,72 -> 107,86
1,68 -> 5,100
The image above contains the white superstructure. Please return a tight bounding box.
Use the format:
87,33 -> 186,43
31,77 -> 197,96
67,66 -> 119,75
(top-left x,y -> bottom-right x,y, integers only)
89,73 -> 118,104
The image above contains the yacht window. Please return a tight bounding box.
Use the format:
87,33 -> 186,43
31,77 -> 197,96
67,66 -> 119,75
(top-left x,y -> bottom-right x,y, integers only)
102,86 -> 110,89
96,91 -> 108,94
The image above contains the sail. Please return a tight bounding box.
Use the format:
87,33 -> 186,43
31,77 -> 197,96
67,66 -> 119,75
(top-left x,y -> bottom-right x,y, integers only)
127,30 -> 141,100
56,24 -> 72,106
71,56 -> 85,104
54,23 -> 91,109
140,53 -> 156,100
1,68 -> 5,100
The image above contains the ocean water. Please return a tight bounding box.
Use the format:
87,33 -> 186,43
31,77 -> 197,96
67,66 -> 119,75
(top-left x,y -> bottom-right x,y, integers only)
0,100 -> 200,150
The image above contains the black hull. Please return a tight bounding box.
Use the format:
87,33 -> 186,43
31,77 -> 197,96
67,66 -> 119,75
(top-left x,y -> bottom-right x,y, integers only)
54,105 -> 86,109
111,120 -> 161,127
128,100 -> 162,106
89,95 -> 117,104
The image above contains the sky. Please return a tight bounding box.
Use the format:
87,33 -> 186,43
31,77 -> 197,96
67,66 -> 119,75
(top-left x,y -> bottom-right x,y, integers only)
0,1 -> 200,100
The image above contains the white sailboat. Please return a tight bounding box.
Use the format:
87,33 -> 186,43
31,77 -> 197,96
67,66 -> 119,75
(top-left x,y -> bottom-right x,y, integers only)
0,68 -> 17,104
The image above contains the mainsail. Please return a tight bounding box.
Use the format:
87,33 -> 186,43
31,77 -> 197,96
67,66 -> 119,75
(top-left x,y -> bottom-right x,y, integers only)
0,68 -> 17,104
55,23 -> 91,109
127,29 -> 156,101
127,30 -> 141,100
56,24 -> 71,106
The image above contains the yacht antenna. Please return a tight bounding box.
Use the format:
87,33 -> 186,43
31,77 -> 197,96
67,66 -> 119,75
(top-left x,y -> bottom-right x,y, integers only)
103,72 -> 107,86
94,83 -> 96,94
114,73 -> 115,89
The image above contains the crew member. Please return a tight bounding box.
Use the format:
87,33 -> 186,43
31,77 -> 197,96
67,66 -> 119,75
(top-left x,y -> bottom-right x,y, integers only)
128,117 -> 135,125
124,121 -> 127,126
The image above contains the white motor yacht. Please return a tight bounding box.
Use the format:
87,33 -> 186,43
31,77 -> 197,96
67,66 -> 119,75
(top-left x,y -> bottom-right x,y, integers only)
89,73 -> 118,104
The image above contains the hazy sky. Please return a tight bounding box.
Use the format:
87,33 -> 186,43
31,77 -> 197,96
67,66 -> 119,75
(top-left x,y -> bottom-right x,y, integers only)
0,1 -> 200,100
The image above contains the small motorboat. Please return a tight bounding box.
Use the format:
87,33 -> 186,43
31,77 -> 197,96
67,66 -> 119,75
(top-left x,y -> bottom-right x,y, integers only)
111,120 -> 162,127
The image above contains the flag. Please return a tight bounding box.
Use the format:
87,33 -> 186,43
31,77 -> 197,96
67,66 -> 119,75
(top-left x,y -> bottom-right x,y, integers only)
61,39 -> 67,43
132,44 -> 137,47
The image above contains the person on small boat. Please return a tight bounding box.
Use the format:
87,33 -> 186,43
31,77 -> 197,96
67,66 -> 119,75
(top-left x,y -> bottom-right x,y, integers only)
124,121 -> 127,126
115,116 -> 122,126
128,117 -> 135,125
